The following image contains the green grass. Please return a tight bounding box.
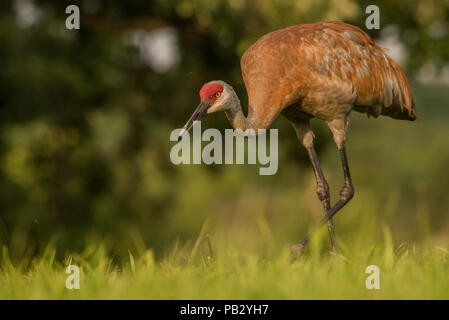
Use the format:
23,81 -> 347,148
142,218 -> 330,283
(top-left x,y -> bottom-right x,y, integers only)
1,227 -> 449,299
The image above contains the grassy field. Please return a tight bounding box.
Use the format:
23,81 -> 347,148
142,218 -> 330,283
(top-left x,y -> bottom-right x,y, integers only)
1,229 -> 449,299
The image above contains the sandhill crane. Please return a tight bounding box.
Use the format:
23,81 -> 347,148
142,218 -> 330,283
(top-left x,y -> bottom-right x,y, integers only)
179,22 -> 416,257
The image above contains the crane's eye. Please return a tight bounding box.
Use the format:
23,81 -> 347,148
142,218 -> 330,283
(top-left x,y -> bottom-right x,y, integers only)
215,91 -> 222,98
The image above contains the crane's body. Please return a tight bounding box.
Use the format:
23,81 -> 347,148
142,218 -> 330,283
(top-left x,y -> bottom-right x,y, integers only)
179,22 -> 416,256
240,21 -> 415,130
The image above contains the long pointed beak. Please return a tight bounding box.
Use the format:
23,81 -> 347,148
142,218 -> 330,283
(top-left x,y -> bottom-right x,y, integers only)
178,100 -> 210,140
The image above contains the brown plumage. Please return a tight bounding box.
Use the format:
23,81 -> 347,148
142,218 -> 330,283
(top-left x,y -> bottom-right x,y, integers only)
241,21 -> 416,128
180,21 -> 417,256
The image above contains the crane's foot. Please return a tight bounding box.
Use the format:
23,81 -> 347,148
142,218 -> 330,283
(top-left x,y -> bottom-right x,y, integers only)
290,237 -> 308,261
330,242 -> 339,255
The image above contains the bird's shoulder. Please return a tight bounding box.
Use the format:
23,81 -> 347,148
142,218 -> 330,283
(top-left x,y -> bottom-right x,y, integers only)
241,22 -> 381,69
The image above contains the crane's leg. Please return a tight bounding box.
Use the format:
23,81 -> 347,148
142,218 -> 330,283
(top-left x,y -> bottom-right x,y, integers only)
292,117 -> 354,258
323,117 -> 354,226
290,120 -> 338,255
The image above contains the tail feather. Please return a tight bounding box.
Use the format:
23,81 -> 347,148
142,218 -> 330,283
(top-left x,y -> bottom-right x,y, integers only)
381,54 -> 417,121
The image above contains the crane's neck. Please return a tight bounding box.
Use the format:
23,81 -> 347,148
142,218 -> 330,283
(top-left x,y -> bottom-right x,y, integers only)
223,86 -> 255,132
225,103 -> 247,131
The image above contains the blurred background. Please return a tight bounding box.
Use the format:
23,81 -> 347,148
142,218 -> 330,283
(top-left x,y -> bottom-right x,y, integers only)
0,0 -> 448,263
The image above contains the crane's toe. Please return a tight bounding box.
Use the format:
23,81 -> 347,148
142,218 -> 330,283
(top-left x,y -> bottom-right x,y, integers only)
290,240 -> 307,260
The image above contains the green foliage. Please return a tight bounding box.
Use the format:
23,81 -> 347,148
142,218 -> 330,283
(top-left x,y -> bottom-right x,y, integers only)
2,231 -> 449,299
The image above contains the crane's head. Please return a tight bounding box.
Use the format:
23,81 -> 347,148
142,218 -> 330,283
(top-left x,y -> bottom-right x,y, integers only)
178,80 -> 233,140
